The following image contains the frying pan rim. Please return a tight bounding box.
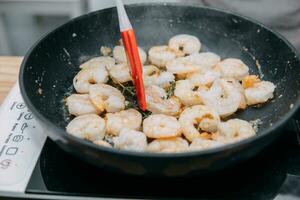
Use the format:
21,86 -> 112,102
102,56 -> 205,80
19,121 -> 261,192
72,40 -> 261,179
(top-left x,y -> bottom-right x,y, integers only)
19,2 -> 300,158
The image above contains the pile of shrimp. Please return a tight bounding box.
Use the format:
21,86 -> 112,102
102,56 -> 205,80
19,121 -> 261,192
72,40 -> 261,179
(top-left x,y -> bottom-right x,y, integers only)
65,34 -> 276,153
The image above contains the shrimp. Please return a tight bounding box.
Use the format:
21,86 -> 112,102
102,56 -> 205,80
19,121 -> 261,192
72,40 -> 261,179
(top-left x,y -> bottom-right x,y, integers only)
199,79 -> 242,117
79,56 -> 115,70
113,128 -> 147,152
186,69 -> 220,87
215,58 -> 249,81
224,78 -> 247,109
145,85 -> 181,116
168,34 -> 201,55
100,46 -> 112,56
66,94 -> 101,116
188,52 -> 221,72
189,138 -> 224,151
244,80 -> 276,105
89,83 -> 125,113
166,56 -> 200,75
66,114 -> 106,141
93,140 -> 112,148
179,105 -> 220,142
143,114 -> 182,139
143,65 -> 175,88
148,46 -> 177,68
113,45 -> 147,64
73,66 -> 109,93
216,119 -> 256,143
109,63 -> 132,83
106,109 -> 142,136
174,80 -> 202,106
147,137 -> 189,153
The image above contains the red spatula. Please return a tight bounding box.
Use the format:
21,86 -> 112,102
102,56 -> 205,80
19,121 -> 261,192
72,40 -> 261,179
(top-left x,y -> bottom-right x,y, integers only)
115,0 -> 146,111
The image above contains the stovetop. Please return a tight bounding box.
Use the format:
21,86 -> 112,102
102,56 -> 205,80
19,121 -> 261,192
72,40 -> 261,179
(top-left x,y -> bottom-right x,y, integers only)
1,85 -> 300,200
21,129 -> 300,200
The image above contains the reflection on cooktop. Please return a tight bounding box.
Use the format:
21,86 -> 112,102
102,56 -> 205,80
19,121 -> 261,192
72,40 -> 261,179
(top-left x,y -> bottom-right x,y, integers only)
26,131 -> 300,199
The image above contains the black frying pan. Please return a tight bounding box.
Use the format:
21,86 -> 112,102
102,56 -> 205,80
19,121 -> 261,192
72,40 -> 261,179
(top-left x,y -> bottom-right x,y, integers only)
19,3 -> 300,177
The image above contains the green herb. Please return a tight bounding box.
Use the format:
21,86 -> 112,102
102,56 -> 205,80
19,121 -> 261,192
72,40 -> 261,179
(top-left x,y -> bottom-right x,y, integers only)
166,81 -> 176,99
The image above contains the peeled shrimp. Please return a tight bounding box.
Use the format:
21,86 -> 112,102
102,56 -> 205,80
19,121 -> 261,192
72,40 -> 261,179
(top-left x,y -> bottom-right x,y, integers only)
109,63 -> 132,83
186,69 -> 220,86
143,65 -> 175,88
106,109 -> 142,136
143,114 -> 182,139
148,46 -> 177,68
188,52 -> 221,72
66,114 -> 106,141
166,56 -> 200,75
93,140 -> 112,148
147,137 -> 189,153
73,66 -> 109,93
199,79 -> 242,117
225,78 -> 247,109
145,85 -> 181,116
216,119 -> 256,142
215,58 -> 249,81
66,94 -> 100,116
174,80 -> 202,106
89,83 -> 125,113
189,138 -> 224,151
179,105 -> 220,142
113,45 -> 147,64
79,56 -> 115,70
113,128 -> 147,152
168,34 -> 201,55
243,78 -> 275,105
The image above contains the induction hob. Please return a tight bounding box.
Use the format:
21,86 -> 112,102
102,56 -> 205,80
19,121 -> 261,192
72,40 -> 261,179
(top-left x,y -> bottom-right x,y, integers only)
1,85 -> 300,200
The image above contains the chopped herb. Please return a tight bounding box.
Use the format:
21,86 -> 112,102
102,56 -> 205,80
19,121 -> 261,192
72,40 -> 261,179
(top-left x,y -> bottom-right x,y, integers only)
166,81 -> 176,99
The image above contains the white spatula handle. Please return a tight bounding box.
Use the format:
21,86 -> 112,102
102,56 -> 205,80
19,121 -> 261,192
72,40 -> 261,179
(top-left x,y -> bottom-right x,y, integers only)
114,0 -> 132,31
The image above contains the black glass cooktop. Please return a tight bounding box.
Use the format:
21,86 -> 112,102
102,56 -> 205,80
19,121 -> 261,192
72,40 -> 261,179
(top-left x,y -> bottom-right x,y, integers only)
20,127 -> 300,199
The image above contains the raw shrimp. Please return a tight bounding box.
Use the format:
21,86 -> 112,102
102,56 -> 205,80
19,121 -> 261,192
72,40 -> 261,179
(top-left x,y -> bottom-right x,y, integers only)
215,58 -> 249,81
79,56 -> 115,70
199,79 -> 242,117
106,109 -> 142,136
148,46 -> 178,68
113,45 -> 147,64
143,65 -> 175,88
147,137 -> 189,153
189,138 -> 224,151
89,83 -> 125,113
216,119 -> 256,142
73,66 -> 109,93
93,140 -> 112,148
109,63 -> 132,83
143,114 -> 182,139
179,105 -> 220,142
186,70 -> 220,86
66,114 -> 106,141
166,56 -> 200,75
243,77 -> 276,105
113,128 -> 147,152
188,52 -> 221,72
168,34 -> 201,55
66,94 -> 100,116
145,85 -> 181,116
174,80 -> 202,106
